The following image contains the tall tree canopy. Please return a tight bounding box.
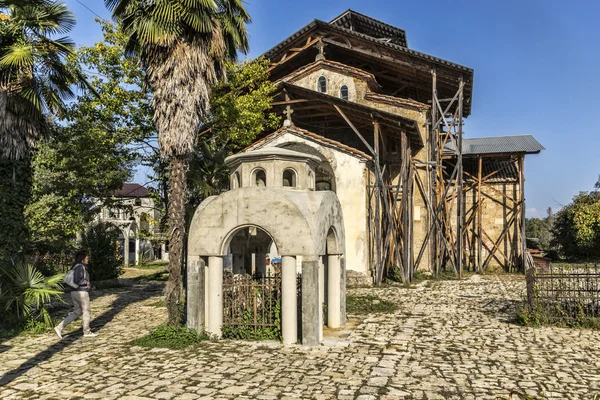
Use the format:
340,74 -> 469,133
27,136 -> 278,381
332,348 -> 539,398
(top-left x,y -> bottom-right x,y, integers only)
0,0 -> 88,160
25,20 -> 153,255
106,0 -> 251,324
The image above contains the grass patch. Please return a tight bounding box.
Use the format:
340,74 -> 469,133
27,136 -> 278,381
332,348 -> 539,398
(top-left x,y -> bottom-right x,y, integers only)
136,270 -> 169,282
515,303 -> 600,330
147,299 -> 166,308
130,325 -> 211,349
135,260 -> 169,270
346,295 -> 397,315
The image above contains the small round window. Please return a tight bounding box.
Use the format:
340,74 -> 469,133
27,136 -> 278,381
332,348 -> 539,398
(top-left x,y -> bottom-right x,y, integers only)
340,85 -> 349,100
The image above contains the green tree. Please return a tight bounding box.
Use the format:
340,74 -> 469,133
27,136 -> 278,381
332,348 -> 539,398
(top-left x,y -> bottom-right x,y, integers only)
551,178 -> 600,259
25,20 -> 152,258
187,58 -> 280,215
80,222 -> 123,281
0,0 -> 90,261
525,207 -> 554,250
0,0 -> 88,159
106,0 -> 251,325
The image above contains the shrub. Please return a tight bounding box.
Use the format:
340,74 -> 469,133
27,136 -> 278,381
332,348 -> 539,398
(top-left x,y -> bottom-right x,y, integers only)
0,263 -> 65,328
131,325 -> 210,349
80,222 -> 123,281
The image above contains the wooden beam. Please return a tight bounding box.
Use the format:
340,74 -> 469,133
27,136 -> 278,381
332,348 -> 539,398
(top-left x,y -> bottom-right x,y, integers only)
271,99 -> 309,106
268,36 -> 321,71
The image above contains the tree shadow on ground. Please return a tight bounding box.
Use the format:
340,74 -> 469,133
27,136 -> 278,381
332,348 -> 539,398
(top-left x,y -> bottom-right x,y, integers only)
0,282 -> 163,387
478,297 -> 524,323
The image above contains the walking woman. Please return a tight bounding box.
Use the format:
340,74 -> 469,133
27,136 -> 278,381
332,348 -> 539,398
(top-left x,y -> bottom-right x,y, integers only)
54,251 -> 98,338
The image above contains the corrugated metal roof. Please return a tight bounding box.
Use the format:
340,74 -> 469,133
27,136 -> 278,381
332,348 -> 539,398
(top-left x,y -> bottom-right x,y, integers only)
444,135 -> 545,155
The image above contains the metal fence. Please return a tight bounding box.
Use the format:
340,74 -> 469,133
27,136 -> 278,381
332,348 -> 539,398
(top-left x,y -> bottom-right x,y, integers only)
526,264 -> 600,322
223,272 -> 281,332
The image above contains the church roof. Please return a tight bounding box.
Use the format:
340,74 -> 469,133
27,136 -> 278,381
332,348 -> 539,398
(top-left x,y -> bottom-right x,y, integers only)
329,9 -> 408,47
263,19 -> 472,77
262,13 -> 474,116
226,146 -> 322,166
245,125 -> 372,161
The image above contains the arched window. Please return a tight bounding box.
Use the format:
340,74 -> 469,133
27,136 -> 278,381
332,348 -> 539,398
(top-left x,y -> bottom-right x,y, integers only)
340,85 -> 349,100
308,171 -> 315,190
317,76 -> 327,93
253,169 -> 267,187
134,198 -> 142,206
282,169 -> 296,187
231,172 -> 240,189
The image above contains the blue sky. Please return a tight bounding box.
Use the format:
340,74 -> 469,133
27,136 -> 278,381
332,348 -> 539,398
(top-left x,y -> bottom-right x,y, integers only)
65,0 -> 600,218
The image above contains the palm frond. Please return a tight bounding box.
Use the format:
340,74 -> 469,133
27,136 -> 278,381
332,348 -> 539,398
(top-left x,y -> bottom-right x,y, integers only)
0,44 -> 35,68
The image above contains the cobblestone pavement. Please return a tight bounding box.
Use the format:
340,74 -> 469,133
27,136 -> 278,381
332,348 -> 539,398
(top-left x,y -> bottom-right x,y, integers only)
1,275 -> 599,400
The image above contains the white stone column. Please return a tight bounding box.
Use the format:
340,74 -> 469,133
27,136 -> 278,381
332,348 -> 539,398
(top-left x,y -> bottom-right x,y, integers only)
281,256 -> 297,344
318,257 -> 324,341
327,254 -> 342,328
207,256 -> 223,337
123,231 -> 129,267
186,256 -> 205,333
204,261 -> 209,326
135,238 -> 140,265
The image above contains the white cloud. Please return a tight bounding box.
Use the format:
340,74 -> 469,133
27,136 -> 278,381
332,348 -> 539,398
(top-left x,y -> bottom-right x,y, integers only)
526,207 -> 541,218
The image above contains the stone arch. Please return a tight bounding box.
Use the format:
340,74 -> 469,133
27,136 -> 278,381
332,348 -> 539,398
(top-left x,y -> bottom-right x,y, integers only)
221,224 -> 279,257
275,142 -> 336,193
224,225 -> 277,276
188,189 -> 321,258
326,227 -> 340,255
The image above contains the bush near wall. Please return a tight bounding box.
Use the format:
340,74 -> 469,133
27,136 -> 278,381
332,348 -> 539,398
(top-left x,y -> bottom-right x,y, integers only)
79,222 -> 123,281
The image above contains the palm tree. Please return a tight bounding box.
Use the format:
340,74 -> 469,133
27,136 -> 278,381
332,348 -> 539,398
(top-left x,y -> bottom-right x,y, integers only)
105,0 -> 250,325
0,263 -> 64,327
0,0 -> 86,160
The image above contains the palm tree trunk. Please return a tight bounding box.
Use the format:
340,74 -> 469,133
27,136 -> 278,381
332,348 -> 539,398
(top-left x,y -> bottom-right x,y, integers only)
165,154 -> 188,325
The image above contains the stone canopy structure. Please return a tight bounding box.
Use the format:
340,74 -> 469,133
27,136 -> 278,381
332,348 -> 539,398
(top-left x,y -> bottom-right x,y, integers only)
187,147 -> 346,345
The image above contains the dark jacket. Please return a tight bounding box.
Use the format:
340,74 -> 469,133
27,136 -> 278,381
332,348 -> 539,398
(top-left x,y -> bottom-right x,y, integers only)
72,263 -> 90,292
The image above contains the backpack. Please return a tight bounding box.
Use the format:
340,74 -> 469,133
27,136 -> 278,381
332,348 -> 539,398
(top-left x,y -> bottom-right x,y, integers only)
63,267 -> 79,289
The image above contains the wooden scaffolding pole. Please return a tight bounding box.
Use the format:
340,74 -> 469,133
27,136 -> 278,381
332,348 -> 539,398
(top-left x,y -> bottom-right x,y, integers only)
477,156 -> 483,272
519,155 -> 526,270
